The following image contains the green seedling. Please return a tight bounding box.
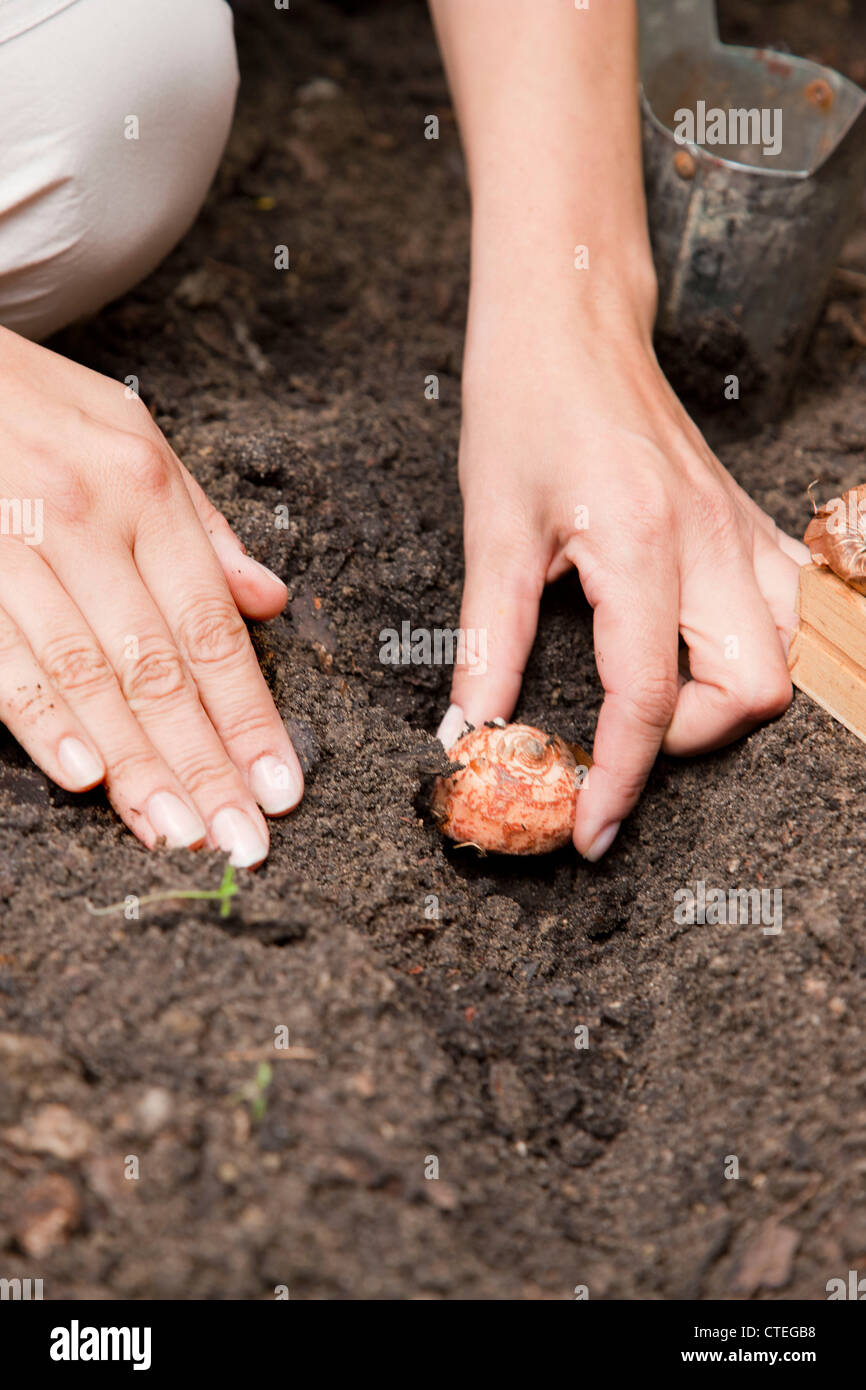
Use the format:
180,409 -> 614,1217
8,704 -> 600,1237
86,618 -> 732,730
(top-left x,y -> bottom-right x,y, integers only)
86,863 -> 239,919
229,1061 -> 273,1125
249,1061 -> 272,1124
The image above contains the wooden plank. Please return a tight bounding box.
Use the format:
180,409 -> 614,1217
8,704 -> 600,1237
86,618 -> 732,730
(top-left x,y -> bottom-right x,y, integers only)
788,620 -> 866,745
797,563 -> 866,668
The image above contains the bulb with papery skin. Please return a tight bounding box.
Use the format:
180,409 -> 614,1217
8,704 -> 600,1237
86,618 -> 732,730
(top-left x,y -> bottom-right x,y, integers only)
805,484 -> 866,583
432,723 -> 589,855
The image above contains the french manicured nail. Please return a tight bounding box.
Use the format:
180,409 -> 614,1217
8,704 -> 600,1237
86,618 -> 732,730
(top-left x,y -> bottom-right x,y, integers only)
147,792 -> 206,848
58,737 -> 103,787
582,821 -> 621,863
212,807 -> 269,868
249,754 -> 303,814
436,703 -> 467,751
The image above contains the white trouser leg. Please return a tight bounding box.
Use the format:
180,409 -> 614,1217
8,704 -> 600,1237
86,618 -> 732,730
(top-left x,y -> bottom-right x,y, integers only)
0,0 -> 239,341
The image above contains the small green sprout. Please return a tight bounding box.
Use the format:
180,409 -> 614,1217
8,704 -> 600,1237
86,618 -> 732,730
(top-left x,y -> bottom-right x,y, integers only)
229,1061 -> 273,1125
249,1062 -> 272,1123
86,863 -> 239,918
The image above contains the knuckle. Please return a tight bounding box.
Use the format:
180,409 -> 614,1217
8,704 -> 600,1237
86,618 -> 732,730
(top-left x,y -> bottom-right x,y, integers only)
41,636 -> 116,698
219,703 -> 278,745
0,610 -> 22,658
121,642 -> 188,708
171,752 -> 237,799
50,471 -> 92,526
122,436 -> 174,497
621,665 -> 679,729
126,391 -> 154,426
731,671 -> 792,724
691,490 -> 740,551
605,764 -> 649,804
632,479 -> 673,533
606,497 -> 675,573
176,595 -> 249,667
104,746 -> 162,790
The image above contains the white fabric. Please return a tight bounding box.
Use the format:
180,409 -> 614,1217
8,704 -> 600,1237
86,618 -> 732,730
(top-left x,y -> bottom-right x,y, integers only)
0,0 -> 81,46
0,0 -> 239,340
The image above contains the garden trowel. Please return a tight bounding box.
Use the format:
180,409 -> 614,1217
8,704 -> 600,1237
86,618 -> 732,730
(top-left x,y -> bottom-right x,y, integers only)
639,0 -> 866,416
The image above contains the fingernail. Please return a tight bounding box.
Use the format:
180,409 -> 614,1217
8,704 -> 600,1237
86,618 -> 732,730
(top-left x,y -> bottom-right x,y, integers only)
582,821 -> 621,863
436,703 -> 468,751
249,754 -> 303,814
212,806 -> 269,868
147,792 -> 206,848
58,737 -> 103,787
230,550 -> 286,587
249,557 -> 286,586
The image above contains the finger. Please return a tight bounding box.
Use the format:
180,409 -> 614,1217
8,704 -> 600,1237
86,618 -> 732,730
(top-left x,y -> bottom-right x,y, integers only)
664,559 -> 792,756
438,527 -> 544,746
0,604 -> 105,792
569,546 -> 680,861
57,543 -> 279,866
739,494 -> 810,566
176,458 -> 288,620
753,529 -> 802,651
126,455 -> 303,817
774,528 -> 810,566
0,547 -> 206,849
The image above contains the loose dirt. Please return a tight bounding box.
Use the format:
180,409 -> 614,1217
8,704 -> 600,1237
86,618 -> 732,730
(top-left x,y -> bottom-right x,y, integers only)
1,0 -> 865,1299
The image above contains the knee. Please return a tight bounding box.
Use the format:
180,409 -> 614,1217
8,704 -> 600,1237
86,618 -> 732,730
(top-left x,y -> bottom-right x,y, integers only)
0,0 -> 239,340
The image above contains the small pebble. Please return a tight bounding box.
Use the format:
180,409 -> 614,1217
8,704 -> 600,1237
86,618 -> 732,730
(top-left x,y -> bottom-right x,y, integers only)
803,977 -> 827,999
136,1087 -> 173,1137
296,77 -> 341,104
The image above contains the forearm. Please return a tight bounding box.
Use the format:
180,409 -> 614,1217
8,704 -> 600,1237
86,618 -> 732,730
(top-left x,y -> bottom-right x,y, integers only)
428,0 -> 657,356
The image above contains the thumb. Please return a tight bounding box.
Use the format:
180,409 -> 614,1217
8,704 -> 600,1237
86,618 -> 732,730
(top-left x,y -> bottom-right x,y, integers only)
437,530 -> 543,747
176,459 -> 288,620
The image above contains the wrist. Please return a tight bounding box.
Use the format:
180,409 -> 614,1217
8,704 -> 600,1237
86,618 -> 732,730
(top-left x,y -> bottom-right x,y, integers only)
463,258 -> 658,401
466,206 -> 657,355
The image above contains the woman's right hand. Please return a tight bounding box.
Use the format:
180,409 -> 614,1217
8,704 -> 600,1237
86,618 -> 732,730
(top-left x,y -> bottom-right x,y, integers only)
443,314 -> 810,861
0,327 -> 303,867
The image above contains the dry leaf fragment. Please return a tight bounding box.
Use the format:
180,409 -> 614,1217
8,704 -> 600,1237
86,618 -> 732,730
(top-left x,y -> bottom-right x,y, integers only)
15,1174 -> 81,1257
3,1104 -> 94,1160
731,1219 -> 799,1295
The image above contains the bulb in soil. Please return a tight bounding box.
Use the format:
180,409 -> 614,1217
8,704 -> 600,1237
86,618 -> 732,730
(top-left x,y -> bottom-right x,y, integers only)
432,722 -> 588,855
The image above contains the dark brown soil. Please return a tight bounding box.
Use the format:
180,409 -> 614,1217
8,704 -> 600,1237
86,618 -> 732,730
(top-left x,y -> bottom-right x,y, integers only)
1,0 -> 866,1301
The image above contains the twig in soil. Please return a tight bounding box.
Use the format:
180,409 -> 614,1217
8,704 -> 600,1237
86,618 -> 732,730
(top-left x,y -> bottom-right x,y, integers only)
833,266 -> 866,293
826,300 -> 866,347
85,864 -> 239,919
231,318 -> 271,376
